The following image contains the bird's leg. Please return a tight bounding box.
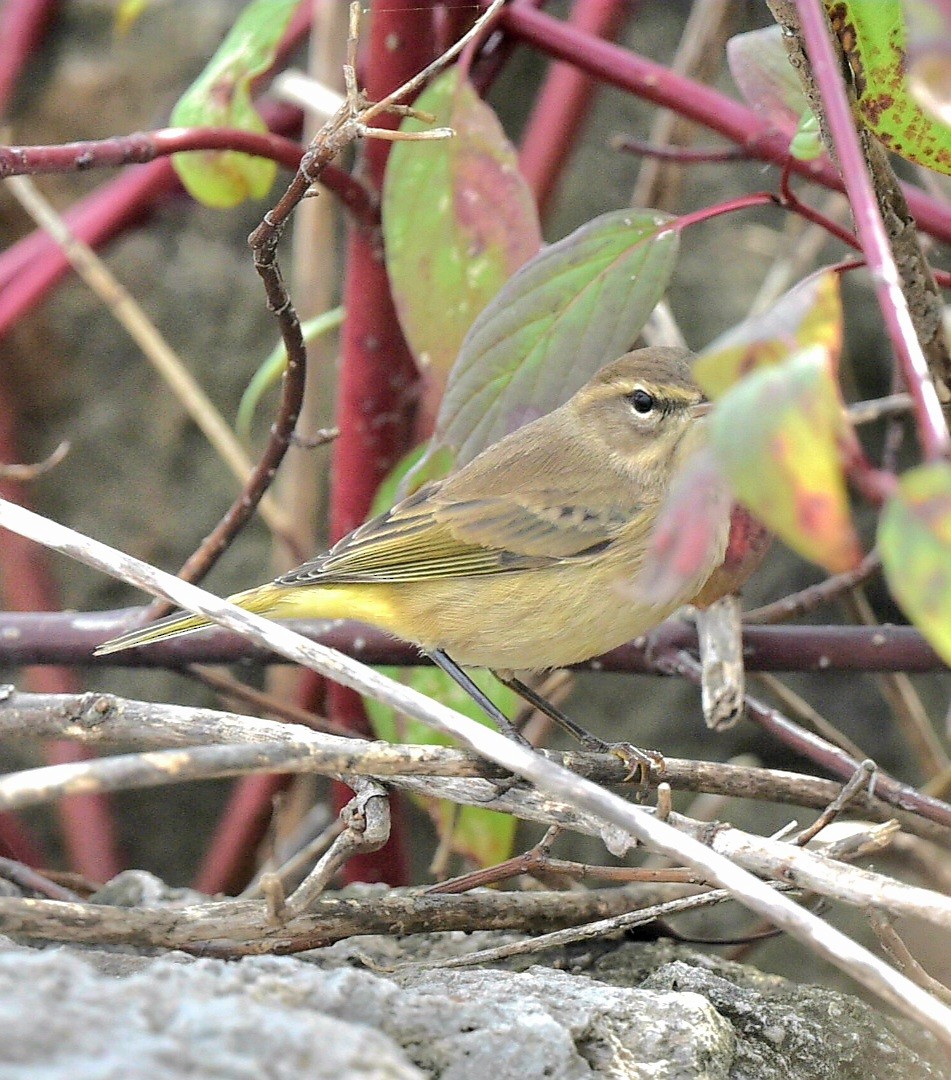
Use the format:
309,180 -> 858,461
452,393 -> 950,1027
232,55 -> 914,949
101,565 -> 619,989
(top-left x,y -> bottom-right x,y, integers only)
427,649 -> 533,749
495,673 -> 664,790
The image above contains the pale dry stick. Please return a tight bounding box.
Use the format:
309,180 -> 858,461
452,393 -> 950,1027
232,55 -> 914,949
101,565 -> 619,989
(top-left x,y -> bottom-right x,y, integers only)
242,812 -> 343,900
0,882 -> 661,952
3,175 -> 292,540
748,192 -> 850,316
0,739 -> 482,808
869,910 -> 951,1007
751,672 -> 867,760
676,811 -> 951,929
847,392 -> 914,425
0,705 -> 948,924
404,886 -> 791,971
629,0 -> 735,210
2,501 -> 951,1045
3,688 -> 949,845
285,779 -> 389,913
794,759 -> 877,846
0,441 -> 69,481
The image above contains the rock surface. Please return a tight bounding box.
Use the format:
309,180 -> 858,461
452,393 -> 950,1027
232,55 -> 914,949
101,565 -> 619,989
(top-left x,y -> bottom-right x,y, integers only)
0,933 -> 944,1079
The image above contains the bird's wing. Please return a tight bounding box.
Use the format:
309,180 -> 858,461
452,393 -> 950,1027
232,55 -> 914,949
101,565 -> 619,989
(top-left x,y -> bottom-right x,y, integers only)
275,479 -> 635,587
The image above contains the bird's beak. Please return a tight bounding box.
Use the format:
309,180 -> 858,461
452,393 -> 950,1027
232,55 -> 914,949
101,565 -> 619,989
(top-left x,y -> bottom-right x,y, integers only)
690,401 -> 713,418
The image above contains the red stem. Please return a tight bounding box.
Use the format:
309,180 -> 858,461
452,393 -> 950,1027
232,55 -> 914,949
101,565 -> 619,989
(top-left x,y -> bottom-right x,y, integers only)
0,812 -> 46,867
0,161 -> 177,337
0,0 -> 59,116
192,773 -> 291,896
518,0 -> 629,218
671,190 -> 775,233
322,0 -> 440,886
496,2 -> 951,245
0,108 -> 312,340
0,374 -> 121,881
0,127 -> 376,227
612,135 -> 750,164
5,609 -> 951,673
796,0 -> 951,462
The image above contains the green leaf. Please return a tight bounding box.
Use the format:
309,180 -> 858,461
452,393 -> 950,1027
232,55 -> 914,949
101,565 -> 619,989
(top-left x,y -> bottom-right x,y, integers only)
825,0 -> 951,174
692,270 -> 843,399
170,0 -> 299,207
429,208 -> 679,467
728,24 -> 824,160
365,666 -> 518,867
236,307 -> 345,441
709,345 -> 863,574
728,25 -> 814,134
383,68 -> 541,387
879,461 -> 951,664
790,110 -> 825,160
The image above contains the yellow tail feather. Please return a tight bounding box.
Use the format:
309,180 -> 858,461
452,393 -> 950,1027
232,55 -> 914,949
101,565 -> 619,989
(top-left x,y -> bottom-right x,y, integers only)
93,585 -> 284,656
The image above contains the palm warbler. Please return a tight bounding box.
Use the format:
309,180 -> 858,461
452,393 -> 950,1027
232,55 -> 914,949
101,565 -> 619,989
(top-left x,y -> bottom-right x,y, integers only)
95,346 -> 728,671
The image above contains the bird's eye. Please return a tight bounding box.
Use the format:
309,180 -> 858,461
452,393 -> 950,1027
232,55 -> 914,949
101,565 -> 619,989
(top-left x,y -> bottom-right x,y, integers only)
628,388 -> 655,415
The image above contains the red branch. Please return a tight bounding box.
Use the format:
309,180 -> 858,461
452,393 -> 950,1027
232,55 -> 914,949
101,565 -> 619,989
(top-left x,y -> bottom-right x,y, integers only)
0,376 -> 121,880
796,0 -> 951,462
496,1 -> 951,245
321,0 -> 441,887
518,0 -> 629,218
6,609 -> 947,674
0,128 -> 376,227
0,0 -> 59,116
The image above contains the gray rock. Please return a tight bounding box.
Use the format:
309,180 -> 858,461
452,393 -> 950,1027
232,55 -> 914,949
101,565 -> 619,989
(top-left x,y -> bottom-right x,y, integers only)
0,935 -> 943,1079
0,947 -> 422,1080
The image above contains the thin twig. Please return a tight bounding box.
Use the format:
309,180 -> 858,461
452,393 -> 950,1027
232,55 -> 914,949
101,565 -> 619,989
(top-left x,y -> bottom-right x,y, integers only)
0,856 -> 82,902
403,886 -> 784,970
285,780 -> 389,913
665,651 -> 951,831
750,672 -> 868,760
3,504 -> 951,1043
0,441 -> 69,481
4,688 -> 947,843
743,552 -> 881,624
869,910 -> 951,1007
842,588 -> 950,781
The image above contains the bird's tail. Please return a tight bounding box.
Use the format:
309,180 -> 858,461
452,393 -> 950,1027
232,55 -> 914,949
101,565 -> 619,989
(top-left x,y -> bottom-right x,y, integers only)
93,585 -> 283,656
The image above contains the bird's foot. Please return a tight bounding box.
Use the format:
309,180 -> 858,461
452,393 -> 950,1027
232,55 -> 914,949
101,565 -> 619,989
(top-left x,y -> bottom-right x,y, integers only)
575,733 -> 665,794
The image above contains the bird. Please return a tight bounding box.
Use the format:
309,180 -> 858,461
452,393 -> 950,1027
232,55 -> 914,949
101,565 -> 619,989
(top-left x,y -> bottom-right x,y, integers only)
95,346 -> 731,749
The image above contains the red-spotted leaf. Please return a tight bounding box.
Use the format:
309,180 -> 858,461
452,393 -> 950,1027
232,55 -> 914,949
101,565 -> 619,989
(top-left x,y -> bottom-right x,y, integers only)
383,68 -> 541,387
639,443 -> 734,607
429,209 -> 679,466
825,0 -> 951,174
878,461 -> 951,665
905,0 -> 951,126
693,271 -> 843,399
170,0 -> 298,208
709,345 -> 863,574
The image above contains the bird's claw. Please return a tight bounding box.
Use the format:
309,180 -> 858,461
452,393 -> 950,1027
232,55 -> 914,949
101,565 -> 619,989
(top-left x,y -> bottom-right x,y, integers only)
578,737 -> 664,795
